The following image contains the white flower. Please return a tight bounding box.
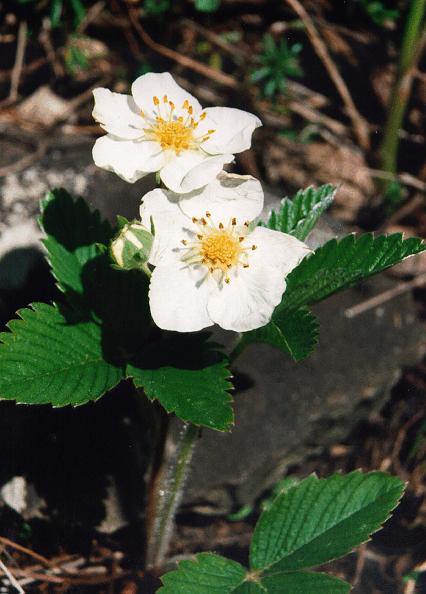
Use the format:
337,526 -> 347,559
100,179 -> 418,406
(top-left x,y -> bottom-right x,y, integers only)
92,72 -> 262,193
140,172 -> 311,332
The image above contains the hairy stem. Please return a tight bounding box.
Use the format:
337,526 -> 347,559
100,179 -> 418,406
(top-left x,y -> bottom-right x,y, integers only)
145,421 -> 199,571
380,0 -> 426,175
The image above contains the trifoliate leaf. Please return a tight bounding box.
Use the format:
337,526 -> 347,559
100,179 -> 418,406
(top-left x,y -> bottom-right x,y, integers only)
250,471 -> 404,572
263,185 -> 336,241
241,307 -> 318,361
127,335 -> 234,431
261,571 -> 350,593
158,553 -> 246,593
0,303 -> 123,406
280,232 -> 426,312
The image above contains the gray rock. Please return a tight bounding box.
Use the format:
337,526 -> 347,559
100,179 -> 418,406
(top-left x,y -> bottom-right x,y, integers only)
184,277 -> 423,513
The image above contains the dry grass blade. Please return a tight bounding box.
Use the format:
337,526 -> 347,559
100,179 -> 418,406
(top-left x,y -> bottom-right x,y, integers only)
9,20 -> 28,103
0,558 -> 25,593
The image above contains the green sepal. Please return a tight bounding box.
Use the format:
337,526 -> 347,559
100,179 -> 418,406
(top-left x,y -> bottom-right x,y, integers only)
110,221 -> 154,272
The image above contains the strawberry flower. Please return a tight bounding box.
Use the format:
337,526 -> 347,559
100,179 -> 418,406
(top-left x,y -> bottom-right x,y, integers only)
139,172 -> 311,332
92,72 -> 261,193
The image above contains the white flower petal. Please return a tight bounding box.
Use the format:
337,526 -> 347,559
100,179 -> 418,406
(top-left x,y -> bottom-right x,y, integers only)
149,261 -> 213,332
92,135 -> 165,183
199,107 -> 262,154
207,263 -> 287,332
140,188 -> 188,266
178,171 -> 264,223
206,227 -> 310,332
92,88 -> 144,140
131,72 -> 202,118
248,226 -> 312,276
160,152 -> 233,193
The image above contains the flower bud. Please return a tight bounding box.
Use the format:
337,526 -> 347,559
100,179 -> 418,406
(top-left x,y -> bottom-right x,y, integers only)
110,221 -> 153,272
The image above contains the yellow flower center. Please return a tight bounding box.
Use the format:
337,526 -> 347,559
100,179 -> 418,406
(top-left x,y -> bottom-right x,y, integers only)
153,120 -> 194,153
180,214 -> 257,284
200,232 -> 241,269
142,96 -> 215,155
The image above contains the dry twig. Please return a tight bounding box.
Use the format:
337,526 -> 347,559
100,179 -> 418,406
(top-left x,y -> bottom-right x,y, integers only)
9,20 -> 28,103
39,19 -> 65,78
344,272 -> 426,319
0,558 -> 25,594
77,0 -> 106,34
0,57 -> 48,83
0,139 -> 49,178
380,194 -> 425,231
127,8 -> 238,89
0,537 -> 51,568
285,0 -> 371,150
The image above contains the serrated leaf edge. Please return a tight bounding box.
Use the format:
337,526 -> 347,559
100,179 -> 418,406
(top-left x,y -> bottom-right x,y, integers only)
257,470 -> 405,574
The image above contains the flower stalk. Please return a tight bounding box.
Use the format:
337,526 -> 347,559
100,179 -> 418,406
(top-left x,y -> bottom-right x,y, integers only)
145,421 -> 199,571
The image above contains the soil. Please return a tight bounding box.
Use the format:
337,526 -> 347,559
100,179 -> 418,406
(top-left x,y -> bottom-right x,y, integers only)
0,0 -> 425,592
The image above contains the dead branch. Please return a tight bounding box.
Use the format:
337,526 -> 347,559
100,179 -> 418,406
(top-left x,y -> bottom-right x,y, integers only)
0,537 -> 51,568
285,0 -> 371,150
39,19 -> 65,78
367,169 -> 426,192
181,18 -> 247,61
0,57 -> 48,83
9,20 -> 28,103
380,194 -> 425,231
0,139 -> 49,178
0,558 -> 25,594
344,272 -> 426,319
127,7 -> 238,88
77,0 -> 106,34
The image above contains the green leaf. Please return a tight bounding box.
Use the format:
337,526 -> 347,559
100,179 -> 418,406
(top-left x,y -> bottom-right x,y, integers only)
242,307 -> 319,361
70,0 -> 86,26
263,185 -> 337,241
40,188 -> 112,299
41,189 -> 151,347
0,303 -> 123,406
127,335 -> 234,431
232,582 -> 266,593
280,233 -> 426,312
250,471 -> 404,572
261,572 -> 350,593
158,553 -> 246,593
50,0 -> 63,28
195,0 -> 221,12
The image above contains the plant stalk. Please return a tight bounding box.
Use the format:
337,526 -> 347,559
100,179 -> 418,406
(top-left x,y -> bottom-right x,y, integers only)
380,0 -> 426,175
145,421 -> 199,571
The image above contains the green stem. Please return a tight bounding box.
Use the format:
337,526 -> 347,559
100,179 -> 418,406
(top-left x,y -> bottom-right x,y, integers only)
380,0 -> 426,175
145,422 -> 199,571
